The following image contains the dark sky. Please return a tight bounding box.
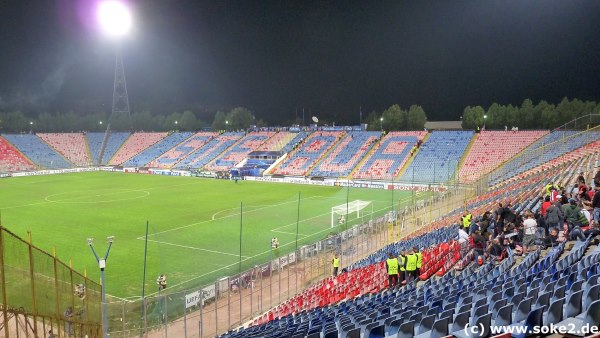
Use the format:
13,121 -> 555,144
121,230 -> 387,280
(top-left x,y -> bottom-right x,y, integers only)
1,0 -> 600,124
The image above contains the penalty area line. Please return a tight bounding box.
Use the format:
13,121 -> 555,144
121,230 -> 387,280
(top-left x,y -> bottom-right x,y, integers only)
140,238 -> 250,259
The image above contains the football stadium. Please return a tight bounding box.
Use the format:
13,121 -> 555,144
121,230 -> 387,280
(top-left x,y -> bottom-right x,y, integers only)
2,2 -> 600,338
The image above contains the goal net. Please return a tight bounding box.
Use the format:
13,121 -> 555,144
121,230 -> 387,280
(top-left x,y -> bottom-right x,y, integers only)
331,200 -> 372,228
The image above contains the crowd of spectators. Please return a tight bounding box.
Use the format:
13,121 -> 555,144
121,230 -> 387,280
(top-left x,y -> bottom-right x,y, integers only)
456,163 -> 600,265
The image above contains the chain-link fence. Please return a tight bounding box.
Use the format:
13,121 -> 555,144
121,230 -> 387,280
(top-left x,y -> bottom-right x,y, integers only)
0,226 -> 102,338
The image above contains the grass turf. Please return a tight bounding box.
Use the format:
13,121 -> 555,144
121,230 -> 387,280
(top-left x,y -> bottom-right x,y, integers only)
0,171 -> 411,298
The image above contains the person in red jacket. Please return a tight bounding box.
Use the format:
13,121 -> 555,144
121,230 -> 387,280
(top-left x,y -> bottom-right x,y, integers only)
541,196 -> 552,217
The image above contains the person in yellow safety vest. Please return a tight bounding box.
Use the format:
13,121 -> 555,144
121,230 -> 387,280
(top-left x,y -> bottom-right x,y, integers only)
545,182 -> 554,197
461,213 -> 472,229
332,254 -> 340,276
398,251 -> 406,284
413,247 -> 422,276
405,249 -> 418,283
385,252 -> 399,287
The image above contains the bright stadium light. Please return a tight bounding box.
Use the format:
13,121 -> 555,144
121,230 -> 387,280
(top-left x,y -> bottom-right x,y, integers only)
97,1 -> 132,37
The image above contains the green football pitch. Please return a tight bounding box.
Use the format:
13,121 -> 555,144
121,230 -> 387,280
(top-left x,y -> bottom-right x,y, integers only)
0,172 -> 412,299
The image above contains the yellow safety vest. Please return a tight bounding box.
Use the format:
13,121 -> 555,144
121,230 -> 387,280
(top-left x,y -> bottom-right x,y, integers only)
333,258 -> 339,268
399,256 -> 406,271
462,214 -> 472,228
545,184 -> 553,196
386,258 -> 399,275
406,254 -> 417,271
415,252 -> 422,269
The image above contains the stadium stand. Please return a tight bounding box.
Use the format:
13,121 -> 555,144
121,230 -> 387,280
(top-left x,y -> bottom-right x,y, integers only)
353,131 -> 427,180
257,131 -> 296,151
175,132 -> 244,169
2,134 -> 72,169
400,130 -> 474,183
123,132 -> 194,167
271,131 -> 345,176
108,132 -> 167,165
37,133 -> 91,167
215,129 -> 600,338
0,136 -> 35,172
488,130 -> 600,185
458,130 -> 548,183
280,131 -> 309,154
309,131 -> 380,177
205,131 -> 275,171
146,132 -> 217,168
86,132 -> 130,165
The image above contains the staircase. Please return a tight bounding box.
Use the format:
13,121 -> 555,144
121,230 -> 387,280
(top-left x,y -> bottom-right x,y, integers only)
97,124 -> 111,165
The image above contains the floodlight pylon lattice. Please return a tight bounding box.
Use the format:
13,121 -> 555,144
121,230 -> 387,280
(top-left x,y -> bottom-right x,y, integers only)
331,200 -> 371,228
112,47 -> 130,117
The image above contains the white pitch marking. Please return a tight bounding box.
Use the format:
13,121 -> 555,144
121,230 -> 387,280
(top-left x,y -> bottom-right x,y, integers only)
143,238 -> 250,258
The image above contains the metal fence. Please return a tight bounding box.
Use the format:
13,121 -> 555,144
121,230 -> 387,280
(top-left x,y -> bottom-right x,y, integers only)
105,181 -> 474,338
0,226 -> 102,338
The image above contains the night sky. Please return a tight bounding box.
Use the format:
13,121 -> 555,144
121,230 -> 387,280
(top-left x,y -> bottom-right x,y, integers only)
1,0 -> 600,124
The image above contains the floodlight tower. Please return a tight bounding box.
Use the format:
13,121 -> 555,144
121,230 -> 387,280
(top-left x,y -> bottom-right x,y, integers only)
98,0 -> 132,119
96,1 -> 132,165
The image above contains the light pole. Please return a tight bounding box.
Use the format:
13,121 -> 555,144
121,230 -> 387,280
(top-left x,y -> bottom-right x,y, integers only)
174,120 -> 178,130
380,117 -> 383,131
225,120 -> 229,131
87,236 -> 115,338
29,121 -> 33,134
483,114 -> 487,130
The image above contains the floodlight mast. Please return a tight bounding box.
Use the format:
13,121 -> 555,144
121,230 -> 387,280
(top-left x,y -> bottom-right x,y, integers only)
96,1 -> 132,164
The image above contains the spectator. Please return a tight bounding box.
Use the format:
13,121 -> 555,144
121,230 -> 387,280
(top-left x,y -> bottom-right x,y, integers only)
594,163 -> 600,187
480,211 -> 492,236
543,228 -> 563,248
47,330 -> 57,338
487,238 -> 503,258
577,172 -> 586,186
522,213 -> 538,253
541,196 -> 552,218
592,186 -> 600,223
458,227 -> 469,245
471,231 -> 486,257
64,307 -> 73,337
564,198 -> 583,231
570,220 -> 600,241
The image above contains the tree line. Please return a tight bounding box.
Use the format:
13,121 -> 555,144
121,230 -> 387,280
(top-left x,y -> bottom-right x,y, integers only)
0,107 -> 265,133
0,97 -> 597,133
461,97 -> 600,130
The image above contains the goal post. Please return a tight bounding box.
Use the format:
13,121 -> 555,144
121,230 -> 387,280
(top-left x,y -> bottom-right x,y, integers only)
331,200 -> 372,228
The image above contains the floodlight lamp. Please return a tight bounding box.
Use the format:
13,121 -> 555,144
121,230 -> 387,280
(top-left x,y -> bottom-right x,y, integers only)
87,238 -> 95,245
97,1 -> 132,37
107,236 -> 115,243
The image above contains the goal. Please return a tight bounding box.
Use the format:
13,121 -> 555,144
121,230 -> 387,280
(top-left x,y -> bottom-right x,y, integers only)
331,200 -> 372,228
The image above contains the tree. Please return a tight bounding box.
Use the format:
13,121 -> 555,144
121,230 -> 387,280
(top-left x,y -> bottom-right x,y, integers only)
226,107 -> 254,130
179,111 -> 197,131
364,111 -> 381,131
382,104 -> 405,130
519,99 -> 535,129
163,112 -> 182,131
407,105 -> 427,130
131,111 -> 155,131
211,111 -> 227,131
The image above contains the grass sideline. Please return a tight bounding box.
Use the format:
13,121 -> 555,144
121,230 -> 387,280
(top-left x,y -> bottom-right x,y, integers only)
0,171 -> 412,298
